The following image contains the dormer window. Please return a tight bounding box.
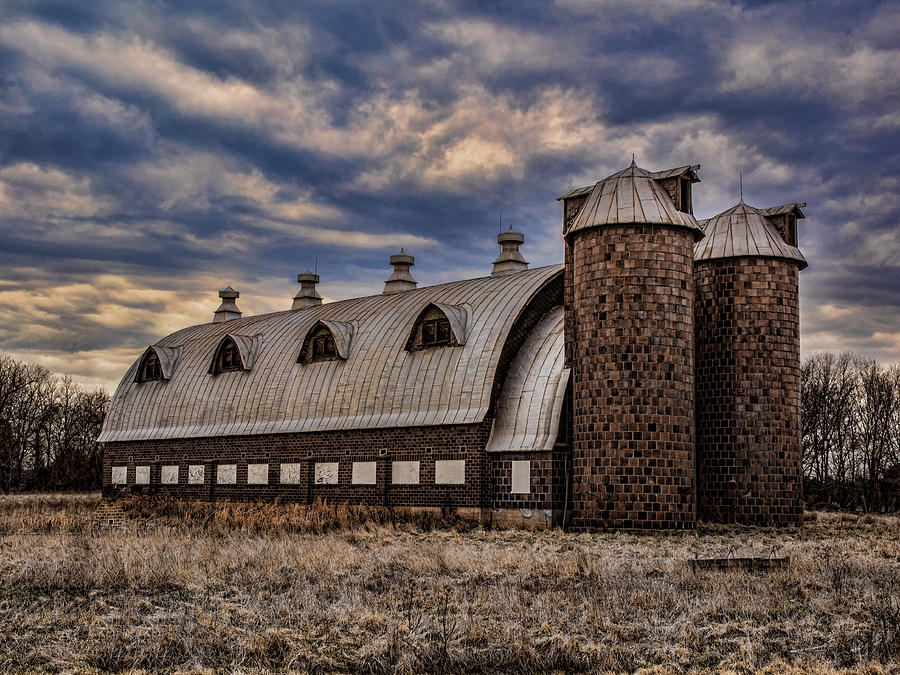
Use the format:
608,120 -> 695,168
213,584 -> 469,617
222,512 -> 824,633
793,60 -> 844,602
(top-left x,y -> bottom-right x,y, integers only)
134,345 -> 180,383
313,333 -> 337,359
679,178 -> 692,215
214,338 -> 242,373
406,303 -> 470,351
422,317 -> 452,347
298,320 -> 354,364
140,351 -> 162,381
208,334 -> 259,375
785,215 -> 797,247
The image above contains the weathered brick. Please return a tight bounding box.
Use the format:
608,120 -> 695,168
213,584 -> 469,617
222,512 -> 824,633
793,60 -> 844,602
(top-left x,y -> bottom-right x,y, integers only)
694,257 -> 803,525
568,224 -> 697,530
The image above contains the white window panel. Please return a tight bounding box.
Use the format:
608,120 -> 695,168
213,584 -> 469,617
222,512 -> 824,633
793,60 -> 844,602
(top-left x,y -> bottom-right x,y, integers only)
280,463 -> 303,484
511,460 -> 530,494
247,463 -> 268,484
217,464 -> 237,484
435,460 -> 465,484
392,461 -> 420,485
314,462 -> 339,485
135,466 -> 150,484
352,461 -> 377,485
188,465 -> 205,484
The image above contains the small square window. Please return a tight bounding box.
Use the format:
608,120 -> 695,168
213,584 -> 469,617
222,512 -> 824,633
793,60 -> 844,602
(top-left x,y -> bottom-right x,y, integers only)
304,326 -> 339,363
422,318 -> 452,347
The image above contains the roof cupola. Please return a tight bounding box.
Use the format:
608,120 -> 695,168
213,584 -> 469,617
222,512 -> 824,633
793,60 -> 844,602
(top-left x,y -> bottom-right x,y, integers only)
562,162 -> 704,241
292,270 -> 323,310
383,249 -> 417,295
491,226 -> 529,276
694,201 -> 807,269
213,285 -> 242,323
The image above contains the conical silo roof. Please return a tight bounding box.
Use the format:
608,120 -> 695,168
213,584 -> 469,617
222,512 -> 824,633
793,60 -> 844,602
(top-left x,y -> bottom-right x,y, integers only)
694,201 -> 807,269
565,162 -> 705,240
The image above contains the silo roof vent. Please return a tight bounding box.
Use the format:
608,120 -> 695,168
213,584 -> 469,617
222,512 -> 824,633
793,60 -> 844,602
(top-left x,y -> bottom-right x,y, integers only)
292,270 -> 323,310
383,249 -> 417,295
491,226 -> 529,277
213,285 -> 242,323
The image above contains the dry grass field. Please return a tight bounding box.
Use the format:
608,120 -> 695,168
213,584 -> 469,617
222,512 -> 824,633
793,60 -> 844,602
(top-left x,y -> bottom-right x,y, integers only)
1,494 -> 898,674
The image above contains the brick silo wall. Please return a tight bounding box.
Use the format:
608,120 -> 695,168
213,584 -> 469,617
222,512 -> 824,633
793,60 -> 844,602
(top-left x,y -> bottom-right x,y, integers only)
694,257 -> 803,525
569,224 -> 697,530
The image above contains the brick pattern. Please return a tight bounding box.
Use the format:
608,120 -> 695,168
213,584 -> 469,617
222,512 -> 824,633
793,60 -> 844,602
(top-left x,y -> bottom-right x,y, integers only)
694,257 -> 803,524
489,448 -> 569,512
569,224 -> 697,530
103,422 -> 560,515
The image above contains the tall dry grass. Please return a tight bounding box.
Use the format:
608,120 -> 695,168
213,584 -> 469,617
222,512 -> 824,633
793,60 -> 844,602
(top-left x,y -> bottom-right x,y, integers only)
1,495 -> 898,673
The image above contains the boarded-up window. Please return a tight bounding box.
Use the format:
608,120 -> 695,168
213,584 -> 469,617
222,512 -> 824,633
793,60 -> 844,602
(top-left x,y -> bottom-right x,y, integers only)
111,466 -> 127,484
352,461 -> 377,485
161,465 -> 179,484
280,463 -> 303,484
188,465 -> 205,484
247,463 -> 268,484
435,460 -> 465,484
314,462 -> 339,484
392,461 -> 420,484
217,464 -> 237,484
511,461 -> 530,494
135,466 -> 150,484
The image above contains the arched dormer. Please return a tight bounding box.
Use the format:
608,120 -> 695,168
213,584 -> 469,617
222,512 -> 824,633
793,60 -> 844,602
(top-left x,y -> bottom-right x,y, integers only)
405,303 -> 470,351
134,345 -> 180,383
208,334 -> 261,374
298,320 -> 354,364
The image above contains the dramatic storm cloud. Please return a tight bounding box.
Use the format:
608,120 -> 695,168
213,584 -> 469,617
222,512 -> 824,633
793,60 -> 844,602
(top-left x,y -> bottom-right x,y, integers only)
0,0 -> 898,390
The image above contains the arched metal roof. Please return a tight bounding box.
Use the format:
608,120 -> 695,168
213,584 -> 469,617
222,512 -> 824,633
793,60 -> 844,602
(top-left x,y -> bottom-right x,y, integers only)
487,305 -> 568,453
98,265 -> 563,443
694,201 -> 807,269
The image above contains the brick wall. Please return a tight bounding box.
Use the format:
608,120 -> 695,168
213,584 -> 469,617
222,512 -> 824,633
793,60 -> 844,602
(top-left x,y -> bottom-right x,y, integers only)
489,446 -> 569,511
694,257 -> 803,525
103,421 -> 567,516
104,422 -> 490,506
568,224 -> 697,530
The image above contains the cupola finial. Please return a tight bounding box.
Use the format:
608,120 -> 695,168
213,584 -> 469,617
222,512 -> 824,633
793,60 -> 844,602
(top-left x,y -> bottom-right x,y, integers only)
213,285 -> 242,323
292,270 -> 323,309
491,225 -> 529,277
383,250 -> 417,294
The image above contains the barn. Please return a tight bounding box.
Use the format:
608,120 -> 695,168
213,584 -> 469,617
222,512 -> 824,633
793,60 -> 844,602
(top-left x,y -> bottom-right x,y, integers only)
99,161 -> 807,529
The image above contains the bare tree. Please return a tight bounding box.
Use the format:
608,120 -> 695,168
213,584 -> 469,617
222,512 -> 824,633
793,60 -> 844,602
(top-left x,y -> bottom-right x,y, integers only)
0,351 -> 109,492
802,352 -> 900,512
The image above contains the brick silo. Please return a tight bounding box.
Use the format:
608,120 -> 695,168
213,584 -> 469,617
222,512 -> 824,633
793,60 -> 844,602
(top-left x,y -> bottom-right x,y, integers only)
563,162 -> 705,530
693,201 -> 807,524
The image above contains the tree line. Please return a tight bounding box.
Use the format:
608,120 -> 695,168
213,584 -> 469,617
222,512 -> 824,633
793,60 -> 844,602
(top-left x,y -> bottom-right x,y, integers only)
0,351 -> 109,493
802,352 -> 900,512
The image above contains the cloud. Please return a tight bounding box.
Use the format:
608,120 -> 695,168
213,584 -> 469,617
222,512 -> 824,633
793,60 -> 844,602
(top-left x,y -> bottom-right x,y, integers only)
0,0 -> 898,393
719,24 -> 900,109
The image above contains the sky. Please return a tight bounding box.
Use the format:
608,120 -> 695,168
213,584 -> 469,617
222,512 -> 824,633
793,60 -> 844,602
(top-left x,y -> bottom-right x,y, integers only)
0,0 -> 898,392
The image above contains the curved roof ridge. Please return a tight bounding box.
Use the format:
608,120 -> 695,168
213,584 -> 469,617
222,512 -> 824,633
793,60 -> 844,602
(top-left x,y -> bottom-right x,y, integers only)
694,201 -> 807,269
